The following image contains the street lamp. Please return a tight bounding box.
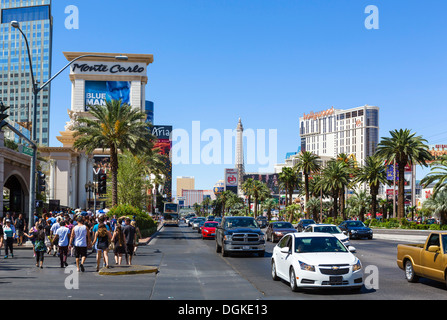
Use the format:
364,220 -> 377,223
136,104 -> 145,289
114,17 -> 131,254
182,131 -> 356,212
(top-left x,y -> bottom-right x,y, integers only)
10,20 -> 128,228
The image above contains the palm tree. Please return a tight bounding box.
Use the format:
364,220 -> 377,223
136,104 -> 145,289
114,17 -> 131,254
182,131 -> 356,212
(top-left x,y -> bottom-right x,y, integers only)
349,190 -> 371,222
320,160 -> 350,219
355,154 -> 389,219
278,166 -> 300,208
73,100 -> 157,207
423,190 -> 447,225
335,153 -> 357,219
306,197 -> 321,223
294,151 -> 321,208
251,180 -> 270,218
376,129 -> 432,219
421,155 -> 447,198
241,178 -> 254,214
262,198 -> 277,221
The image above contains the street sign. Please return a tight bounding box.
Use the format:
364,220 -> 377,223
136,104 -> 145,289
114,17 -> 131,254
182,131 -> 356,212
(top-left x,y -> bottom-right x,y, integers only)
22,146 -> 34,156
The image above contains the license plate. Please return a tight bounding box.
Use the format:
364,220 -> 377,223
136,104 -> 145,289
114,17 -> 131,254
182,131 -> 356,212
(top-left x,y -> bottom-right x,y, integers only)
329,276 -> 343,285
243,246 -> 250,250
211,233 -> 215,236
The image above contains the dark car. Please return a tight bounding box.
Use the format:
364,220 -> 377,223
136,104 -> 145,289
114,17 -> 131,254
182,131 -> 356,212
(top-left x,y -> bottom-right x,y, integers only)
266,221 -> 296,242
256,216 -> 268,228
296,219 -> 316,232
339,220 -> 373,240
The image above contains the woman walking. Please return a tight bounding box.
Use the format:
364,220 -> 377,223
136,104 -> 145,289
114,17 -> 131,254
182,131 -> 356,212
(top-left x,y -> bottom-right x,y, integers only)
34,225 -> 47,268
3,219 -> 16,259
111,224 -> 126,265
91,223 -> 112,271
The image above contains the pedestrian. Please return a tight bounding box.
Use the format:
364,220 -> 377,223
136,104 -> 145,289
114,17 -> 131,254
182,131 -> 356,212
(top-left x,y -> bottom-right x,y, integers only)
24,219 -> 40,258
111,224 -> 126,265
44,219 -> 52,254
0,221 -> 3,255
91,223 -> 112,271
14,213 -> 26,246
122,218 -> 136,265
50,216 -> 61,256
3,219 -> 16,258
130,220 -> 142,255
34,224 -> 46,268
55,220 -> 70,268
70,216 -> 91,272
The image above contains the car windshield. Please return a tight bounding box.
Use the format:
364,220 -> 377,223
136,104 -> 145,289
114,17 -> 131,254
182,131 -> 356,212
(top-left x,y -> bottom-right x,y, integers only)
204,222 -> 219,228
302,220 -> 315,224
225,218 -> 258,228
314,226 -> 342,234
273,222 -> 294,229
347,221 -> 366,227
295,236 -> 348,253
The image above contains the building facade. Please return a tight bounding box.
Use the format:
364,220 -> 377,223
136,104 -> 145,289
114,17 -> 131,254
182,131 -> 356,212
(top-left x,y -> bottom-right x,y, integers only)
299,105 -> 379,166
39,52 -> 154,210
0,0 -> 52,146
176,176 -> 195,200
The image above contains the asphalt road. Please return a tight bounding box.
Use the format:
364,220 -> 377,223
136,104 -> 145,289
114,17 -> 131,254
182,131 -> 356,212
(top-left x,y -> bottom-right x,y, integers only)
1,221 -> 446,302
153,221 -> 447,300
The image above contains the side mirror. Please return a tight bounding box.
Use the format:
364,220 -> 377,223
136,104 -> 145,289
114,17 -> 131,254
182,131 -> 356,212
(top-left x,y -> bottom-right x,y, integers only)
280,247 -> 290,254
428,245 -> 440,253
348,246 -> 356,253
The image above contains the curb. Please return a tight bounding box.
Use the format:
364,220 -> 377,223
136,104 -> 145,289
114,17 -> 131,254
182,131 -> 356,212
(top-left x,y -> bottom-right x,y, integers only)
98,265 -> 158,276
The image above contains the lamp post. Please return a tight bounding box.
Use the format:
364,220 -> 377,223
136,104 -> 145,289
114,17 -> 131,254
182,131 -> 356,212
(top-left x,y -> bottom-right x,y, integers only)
10,20 -> 128,228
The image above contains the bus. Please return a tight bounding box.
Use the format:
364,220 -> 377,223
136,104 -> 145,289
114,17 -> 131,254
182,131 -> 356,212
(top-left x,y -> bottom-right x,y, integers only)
163,203 -> 179,226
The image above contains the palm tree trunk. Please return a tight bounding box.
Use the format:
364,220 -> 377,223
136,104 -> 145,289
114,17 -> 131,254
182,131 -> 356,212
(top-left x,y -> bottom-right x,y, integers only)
398,162 -> 406,219
110,144 -> 119,207
371,187 -> 378,220
332,190 -> 338,219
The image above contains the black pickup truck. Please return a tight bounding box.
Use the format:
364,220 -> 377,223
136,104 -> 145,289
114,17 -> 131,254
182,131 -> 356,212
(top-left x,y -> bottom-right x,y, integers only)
215,216 -> 265,257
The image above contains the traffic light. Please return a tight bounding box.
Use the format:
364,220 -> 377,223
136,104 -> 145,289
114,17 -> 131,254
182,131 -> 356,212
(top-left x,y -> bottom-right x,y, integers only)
37,171 -> 46,193
0,101 -> 10,130
98,171 -> 107,195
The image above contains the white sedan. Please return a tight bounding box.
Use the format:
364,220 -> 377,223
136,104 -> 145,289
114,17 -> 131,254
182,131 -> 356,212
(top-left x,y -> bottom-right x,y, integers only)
271,232 -> 363,292
304,224 -> 351,248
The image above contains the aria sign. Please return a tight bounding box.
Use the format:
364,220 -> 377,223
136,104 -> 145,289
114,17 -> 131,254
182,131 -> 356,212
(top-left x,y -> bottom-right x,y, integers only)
71,62 -> 146,75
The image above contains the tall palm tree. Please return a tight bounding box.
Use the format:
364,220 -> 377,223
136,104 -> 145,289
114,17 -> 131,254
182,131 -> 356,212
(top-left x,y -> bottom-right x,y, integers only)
241,178 -> 254,214
355,154 -> 389,219
320,160 -> 350,219
335,153 -> 357,219
376,129 -> 432,218
278,166 -> 300,208
251,180 -> 270,218
349,190 -> 371,222
262,198 -> 277,221
294,151 -> 321,208
421,155 -> 447,198
306,197 -> 321,223
72,100 -> 156,206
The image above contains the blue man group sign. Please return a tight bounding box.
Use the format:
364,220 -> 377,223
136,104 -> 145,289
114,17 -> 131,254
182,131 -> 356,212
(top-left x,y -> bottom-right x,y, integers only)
85,81 -> 131,111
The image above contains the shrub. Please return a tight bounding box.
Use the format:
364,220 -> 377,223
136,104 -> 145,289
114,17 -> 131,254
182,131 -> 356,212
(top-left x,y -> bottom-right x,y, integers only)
107,204 -> 157,237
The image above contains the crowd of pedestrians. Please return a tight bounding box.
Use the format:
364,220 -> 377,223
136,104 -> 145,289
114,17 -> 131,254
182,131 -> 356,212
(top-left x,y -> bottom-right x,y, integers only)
0,210 -> 142,272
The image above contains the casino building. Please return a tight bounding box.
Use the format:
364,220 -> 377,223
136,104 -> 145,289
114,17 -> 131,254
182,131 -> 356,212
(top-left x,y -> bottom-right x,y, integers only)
299,104 -> 379,166
38,52 -> 155,210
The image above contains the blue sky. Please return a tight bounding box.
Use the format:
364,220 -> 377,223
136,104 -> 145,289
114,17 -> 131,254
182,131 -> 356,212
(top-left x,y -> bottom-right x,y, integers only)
49,0 -> 447,193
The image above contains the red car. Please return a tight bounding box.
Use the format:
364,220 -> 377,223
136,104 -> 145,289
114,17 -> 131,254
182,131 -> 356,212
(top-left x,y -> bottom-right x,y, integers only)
201,221 -> 219,239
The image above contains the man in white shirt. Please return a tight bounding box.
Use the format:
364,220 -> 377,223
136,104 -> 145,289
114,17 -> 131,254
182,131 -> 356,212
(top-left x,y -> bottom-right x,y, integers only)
55,220 -> 70,268
70,216 -> 90,272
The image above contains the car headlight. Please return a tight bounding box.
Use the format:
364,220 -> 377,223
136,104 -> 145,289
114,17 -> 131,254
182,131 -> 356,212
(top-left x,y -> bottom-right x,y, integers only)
299,260 -> 315,272
224,234 -> 232,241
352,259 -> 362,272
274,232 -> 283,236
351,230 -> 357,233
259,234 -> 264,240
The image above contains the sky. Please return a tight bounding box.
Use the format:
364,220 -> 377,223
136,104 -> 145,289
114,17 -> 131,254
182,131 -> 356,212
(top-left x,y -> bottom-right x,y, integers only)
48,0 -> 447,195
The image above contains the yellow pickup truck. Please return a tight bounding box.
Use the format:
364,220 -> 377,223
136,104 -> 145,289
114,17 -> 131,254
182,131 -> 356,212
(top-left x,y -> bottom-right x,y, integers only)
397,232 -> 447,285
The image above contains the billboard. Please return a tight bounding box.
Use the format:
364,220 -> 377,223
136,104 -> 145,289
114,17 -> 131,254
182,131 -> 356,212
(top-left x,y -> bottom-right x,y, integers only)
429,145 -> 447,162
225,168 -> 238,194
85,81 -> 131,111
152,125 -> 173,200
243,173 -> 280,195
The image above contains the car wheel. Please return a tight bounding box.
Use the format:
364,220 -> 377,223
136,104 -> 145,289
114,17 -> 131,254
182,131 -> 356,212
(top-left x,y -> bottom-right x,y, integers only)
221,243 -> 229,257
405,260 -> 419,283
290,267 -> 299,292
271,260 -> 279,281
